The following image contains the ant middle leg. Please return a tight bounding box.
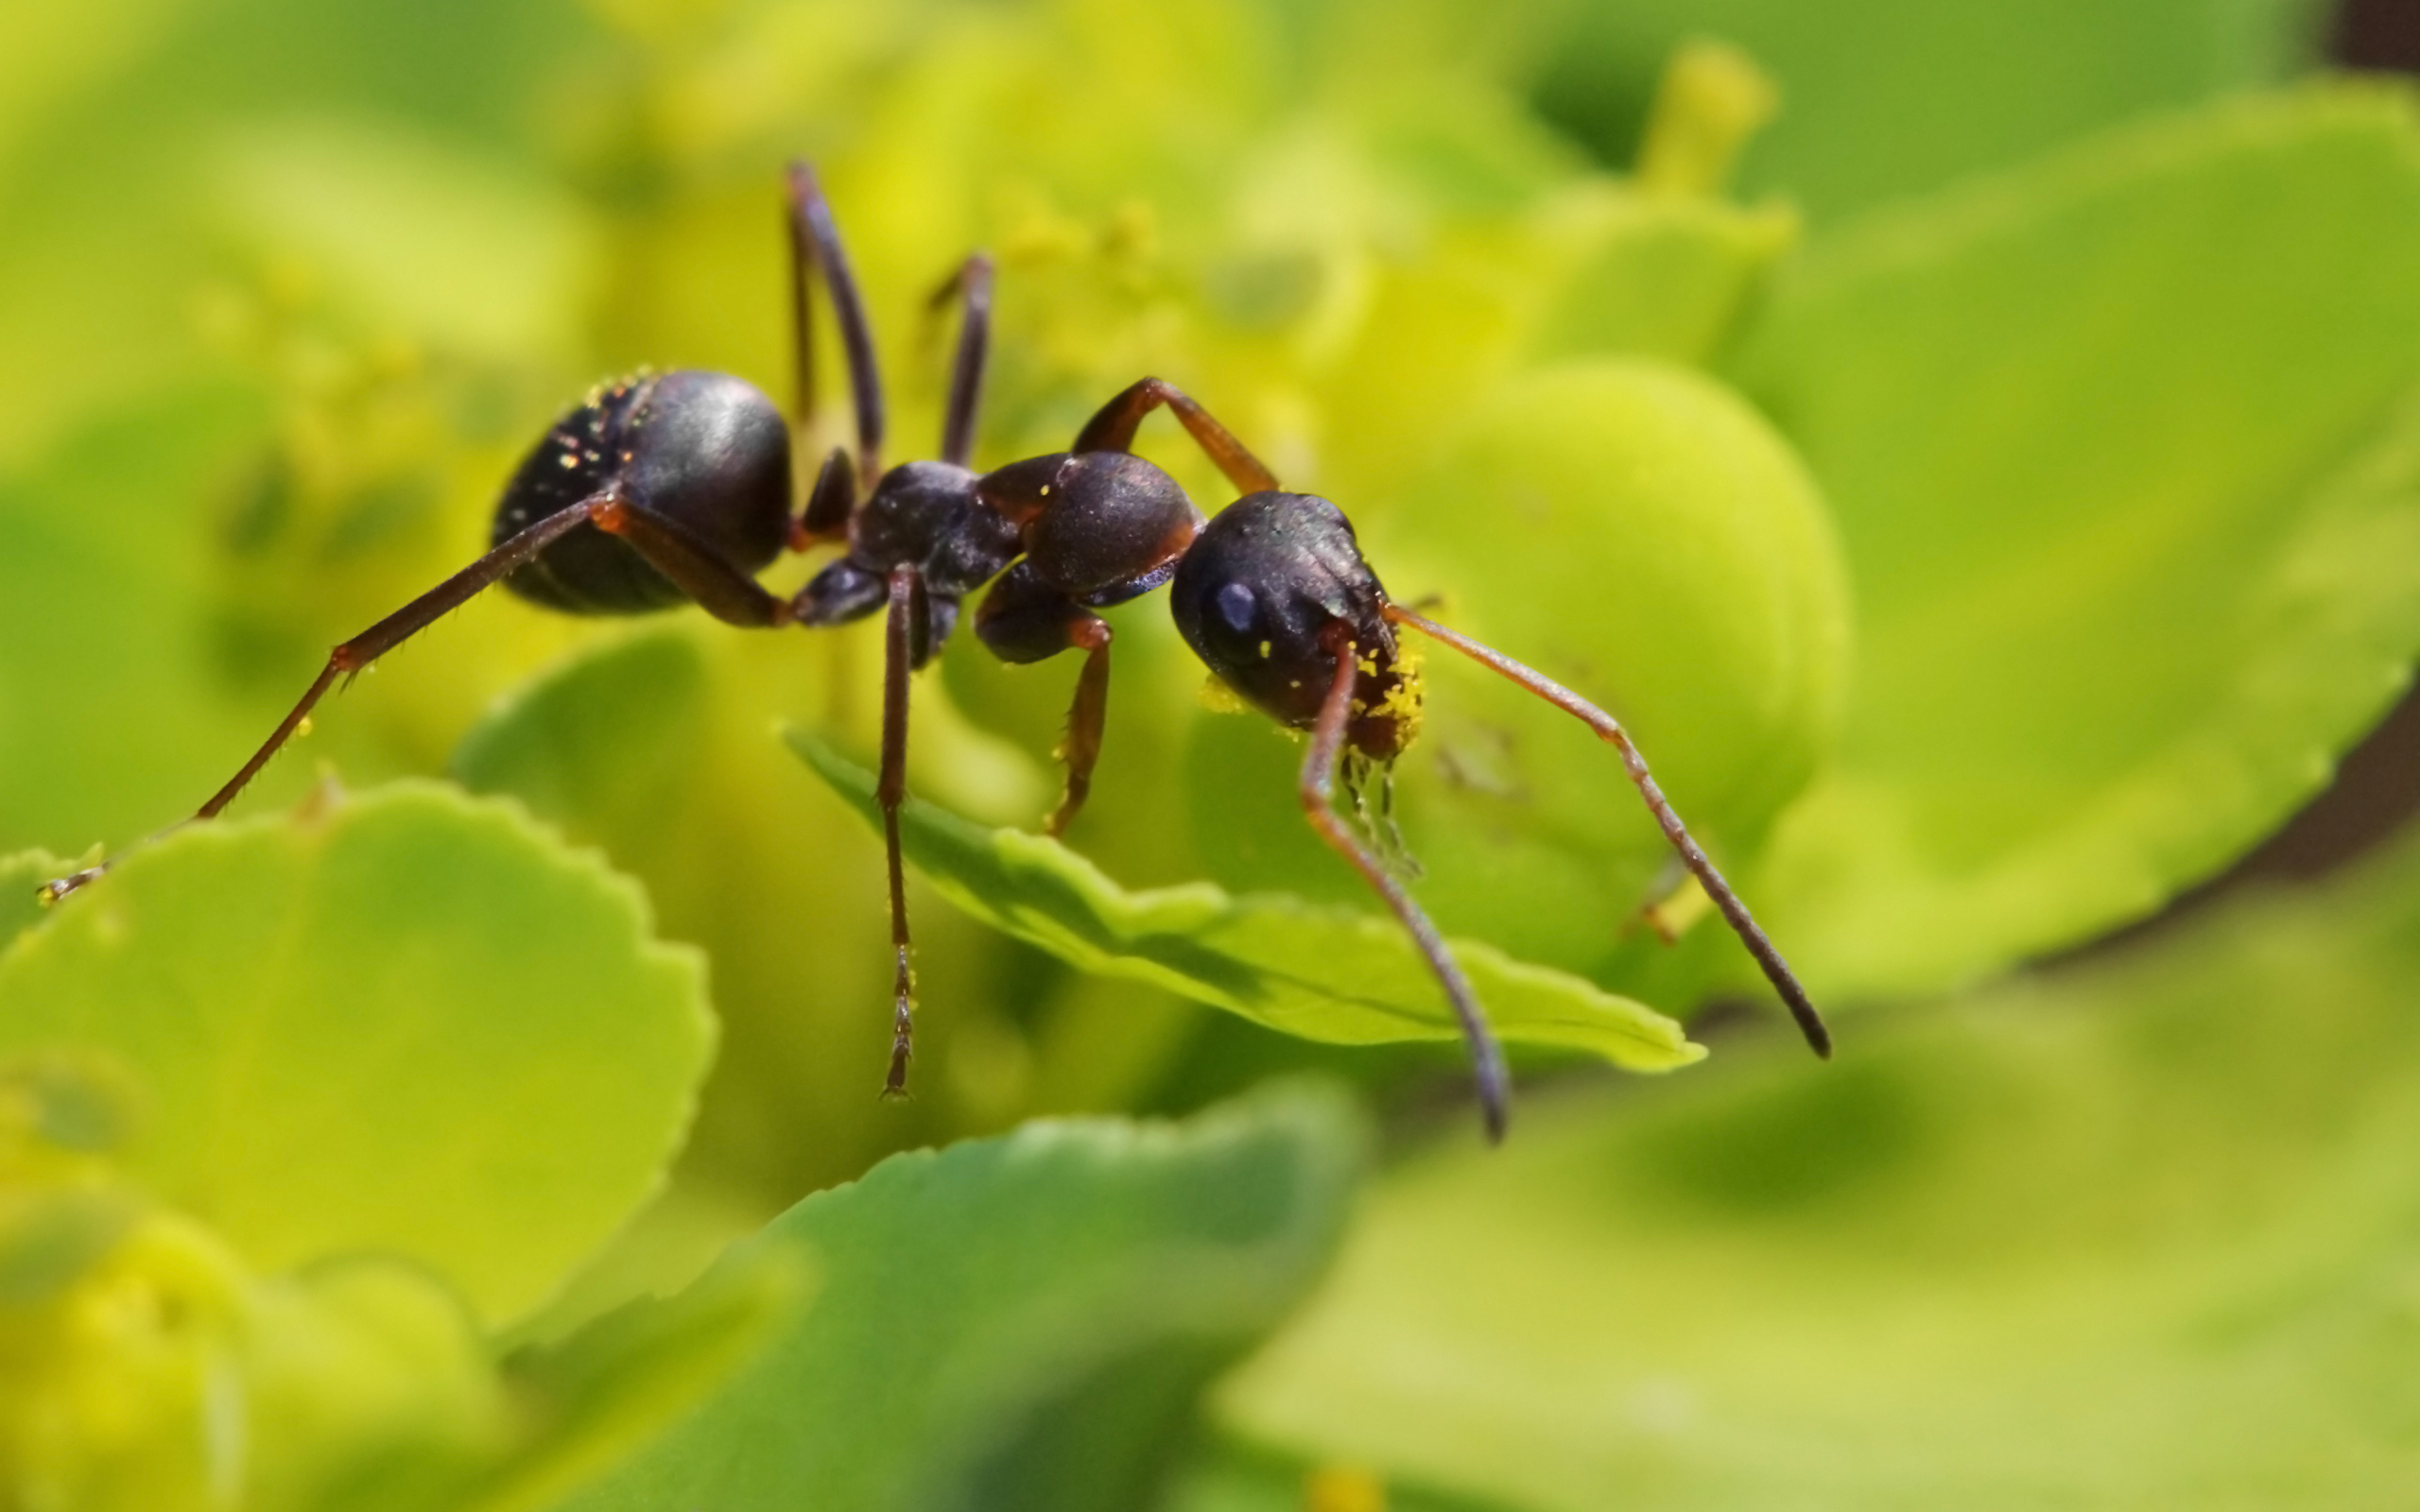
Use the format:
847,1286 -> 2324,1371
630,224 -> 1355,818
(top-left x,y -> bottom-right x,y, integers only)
974,562 -> 1116,837
1075,378 -> 1280,495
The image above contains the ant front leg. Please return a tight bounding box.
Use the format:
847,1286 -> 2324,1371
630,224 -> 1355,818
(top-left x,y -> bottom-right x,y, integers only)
1302,626 -> 1512,1143
1384,602 -> 1833,1058
974,561 -> 1114,837
876,565 -> 929,1096
1076,378 -> 1280,495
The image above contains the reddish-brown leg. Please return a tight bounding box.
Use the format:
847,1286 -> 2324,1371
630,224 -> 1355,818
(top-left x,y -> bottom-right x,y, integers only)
971,565 -> 1117,837
1046,617 -> 1115,838
1385,602 -> 1832,1058
877,565 -> 924,1096
1075,377 -> 1281,495
41,491 -> 792,906
1303,628 -> 1511,1143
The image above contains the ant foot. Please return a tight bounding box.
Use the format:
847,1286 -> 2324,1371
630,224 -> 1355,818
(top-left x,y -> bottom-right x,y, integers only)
36,865 -> 107,909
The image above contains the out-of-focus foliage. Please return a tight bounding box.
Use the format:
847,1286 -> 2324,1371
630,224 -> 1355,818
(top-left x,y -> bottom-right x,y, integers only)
562,1086 -> 1362,1512
791,734 -> 1702,1072
1213,821 -> 2420,1512
0,816 -> 788,1512
1736,85 -> 2420,1002
0,783 -> 712,1323
4,0 -> 2418,1506
1341,357 -> 1848,980
1516,0 -> 2313,215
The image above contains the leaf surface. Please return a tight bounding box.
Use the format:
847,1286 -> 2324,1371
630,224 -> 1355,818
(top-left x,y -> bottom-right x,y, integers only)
0,782 -> 714,1323
792,732 -> 1702,1073
1524,0 -> 2309,217
1219,828 -> 2420,1511
1736,86 -> 2420,998
563,1087 -> 1364,1512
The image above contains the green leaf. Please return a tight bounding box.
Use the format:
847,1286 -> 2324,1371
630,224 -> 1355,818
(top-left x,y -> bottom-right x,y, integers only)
562,1086 -> 1366,1512
0,1094 -> 792,1512
1523,0 -> 2311,218
0,781 -> 713,1323
0,385 -> 280,856
450,624 -> 1066,1202
1384,359 -> 1847,980
791,732 -> 1702,1073
1219,828 -> 2420,1511
1735,85 -> 2420,1000
476,1246 -> 806,1512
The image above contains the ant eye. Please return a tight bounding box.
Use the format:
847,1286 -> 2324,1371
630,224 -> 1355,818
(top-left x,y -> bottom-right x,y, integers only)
1213,581 -> 1258,642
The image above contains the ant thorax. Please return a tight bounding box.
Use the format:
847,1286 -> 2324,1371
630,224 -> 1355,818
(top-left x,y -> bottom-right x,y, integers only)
795,460 -> 1023,656
851,461 -> 1023,601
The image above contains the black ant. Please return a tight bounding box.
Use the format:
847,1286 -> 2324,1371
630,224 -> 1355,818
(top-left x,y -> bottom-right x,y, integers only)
43,163 -> 1827,1141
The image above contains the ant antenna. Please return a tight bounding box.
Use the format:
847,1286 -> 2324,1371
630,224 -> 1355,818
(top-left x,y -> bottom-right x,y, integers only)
1383,602 -> 1833,1058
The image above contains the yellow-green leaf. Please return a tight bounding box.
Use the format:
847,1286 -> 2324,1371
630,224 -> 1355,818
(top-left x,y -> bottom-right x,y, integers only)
1737,85 -> 2420,999
0,782 -> 714,1323
1218,827 -> 2420,1511
791,732 -> 1701,1073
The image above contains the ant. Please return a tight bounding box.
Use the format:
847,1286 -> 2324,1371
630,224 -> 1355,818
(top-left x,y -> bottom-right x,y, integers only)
43,163 -> 1828,1141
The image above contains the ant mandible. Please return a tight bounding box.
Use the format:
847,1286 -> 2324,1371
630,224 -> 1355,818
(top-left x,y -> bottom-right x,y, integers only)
43,163 -> 1828,1141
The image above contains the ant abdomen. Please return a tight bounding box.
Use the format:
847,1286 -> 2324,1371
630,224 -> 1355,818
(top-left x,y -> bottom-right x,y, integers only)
493,370 -> 793,615
1171,490 -> 1417,759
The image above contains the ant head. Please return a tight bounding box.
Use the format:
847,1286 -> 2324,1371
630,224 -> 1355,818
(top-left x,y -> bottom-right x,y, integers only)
1171,490 -> 1421,760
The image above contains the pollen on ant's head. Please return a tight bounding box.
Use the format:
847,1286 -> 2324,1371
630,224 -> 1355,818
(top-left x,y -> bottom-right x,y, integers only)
1355,635 -> 1426,750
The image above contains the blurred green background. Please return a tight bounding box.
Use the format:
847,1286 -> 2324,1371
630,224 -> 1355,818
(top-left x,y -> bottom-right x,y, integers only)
7,0 -> 2420,1505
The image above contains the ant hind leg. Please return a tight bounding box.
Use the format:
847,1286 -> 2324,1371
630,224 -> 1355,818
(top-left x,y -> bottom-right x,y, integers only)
927,254 -> 994,469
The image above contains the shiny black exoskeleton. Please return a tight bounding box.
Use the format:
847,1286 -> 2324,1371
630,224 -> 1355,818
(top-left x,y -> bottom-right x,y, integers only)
43,162 -> 1831,1144
493,370 -> 793,614
1171,490 -> 1417,760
